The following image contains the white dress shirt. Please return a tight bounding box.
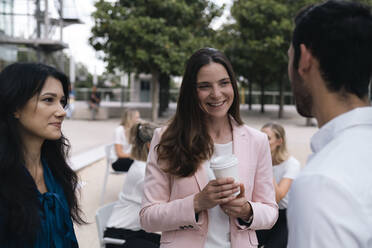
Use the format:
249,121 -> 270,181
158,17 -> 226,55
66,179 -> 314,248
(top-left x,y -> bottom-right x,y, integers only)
107,160 -> 145,230
287,107 -> 372,248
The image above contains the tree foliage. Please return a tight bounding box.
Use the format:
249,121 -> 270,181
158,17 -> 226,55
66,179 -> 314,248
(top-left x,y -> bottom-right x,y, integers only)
90,0 -> 223,120
224,0 -> 372,84
219,0 -> 372,116
220,0 -> 293,113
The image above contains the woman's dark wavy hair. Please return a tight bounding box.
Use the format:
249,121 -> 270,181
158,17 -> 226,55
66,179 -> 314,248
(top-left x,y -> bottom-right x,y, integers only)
156,48 -> 243,177
0,63 -> 84,244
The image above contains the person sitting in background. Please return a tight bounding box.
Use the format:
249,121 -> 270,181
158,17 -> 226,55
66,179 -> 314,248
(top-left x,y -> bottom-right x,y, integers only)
112,109 -> 140,172
256,122 -> 301,248
104,122 -> 160,248
89,85 -> 101,120
0,63 -> 84,247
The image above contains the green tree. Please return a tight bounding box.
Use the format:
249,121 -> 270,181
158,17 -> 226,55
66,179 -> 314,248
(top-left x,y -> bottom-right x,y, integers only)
220,0 -> 293,116
221,0 -> 372,118
90,0 -> 223,121
74,62 -> 93,88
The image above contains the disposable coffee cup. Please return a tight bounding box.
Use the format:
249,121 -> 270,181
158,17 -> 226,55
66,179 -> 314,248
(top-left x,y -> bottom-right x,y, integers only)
210,155 -> 240,196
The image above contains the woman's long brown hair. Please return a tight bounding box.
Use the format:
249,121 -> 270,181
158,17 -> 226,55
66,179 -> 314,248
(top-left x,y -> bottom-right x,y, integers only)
156,48 -> 243,177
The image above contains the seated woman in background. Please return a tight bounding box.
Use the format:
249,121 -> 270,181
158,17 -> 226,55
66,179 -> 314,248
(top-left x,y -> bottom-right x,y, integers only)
104,122 -> 160,248
0,63 -> 84,247
112,109 -> 140,172
257,122 -> 301,248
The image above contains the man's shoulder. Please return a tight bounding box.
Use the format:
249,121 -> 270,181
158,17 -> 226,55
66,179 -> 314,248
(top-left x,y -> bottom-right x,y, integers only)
295,140 -> 372,206
289,172 -> 358,214
308,127 -> 372,172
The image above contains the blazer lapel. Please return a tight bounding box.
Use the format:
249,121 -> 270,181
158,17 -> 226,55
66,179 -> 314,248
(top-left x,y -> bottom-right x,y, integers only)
232,119 -> 246,157
231,119 -> 249,179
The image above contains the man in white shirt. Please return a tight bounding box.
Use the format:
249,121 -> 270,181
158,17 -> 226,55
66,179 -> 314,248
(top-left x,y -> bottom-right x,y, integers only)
287,1 -> 372,247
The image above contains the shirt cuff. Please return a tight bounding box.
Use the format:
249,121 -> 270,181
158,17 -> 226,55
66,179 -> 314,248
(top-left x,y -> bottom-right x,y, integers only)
237,214 -> 253,227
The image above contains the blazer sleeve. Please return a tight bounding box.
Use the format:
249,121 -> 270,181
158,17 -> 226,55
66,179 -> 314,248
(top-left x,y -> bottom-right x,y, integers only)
243,135 -> 278,230
140,128 -> 201,233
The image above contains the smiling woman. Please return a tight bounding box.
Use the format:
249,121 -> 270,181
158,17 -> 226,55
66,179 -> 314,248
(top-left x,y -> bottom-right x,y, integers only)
0,63 -> 84,247
140,48 -> 278,248
196,62 -> 234,122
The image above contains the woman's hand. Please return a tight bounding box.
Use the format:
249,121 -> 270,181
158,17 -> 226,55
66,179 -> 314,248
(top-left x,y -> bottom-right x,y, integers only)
194,177 -> 240,213
220,184 -> 253,220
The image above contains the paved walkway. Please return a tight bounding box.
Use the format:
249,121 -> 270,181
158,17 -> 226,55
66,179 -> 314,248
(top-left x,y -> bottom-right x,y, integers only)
64,104 -> 318,248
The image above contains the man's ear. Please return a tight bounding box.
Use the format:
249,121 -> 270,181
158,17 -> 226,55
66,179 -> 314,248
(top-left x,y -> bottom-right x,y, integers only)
14,110 -> 20,119
298,44 -> 313,77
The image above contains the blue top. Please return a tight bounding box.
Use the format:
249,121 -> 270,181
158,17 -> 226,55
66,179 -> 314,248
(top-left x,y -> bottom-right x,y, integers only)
0,160 -> 79,247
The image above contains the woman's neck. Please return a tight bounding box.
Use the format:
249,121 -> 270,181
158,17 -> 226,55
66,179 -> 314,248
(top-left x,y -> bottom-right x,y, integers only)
24,144 -> 48,193
21,132 -> 44,181
207,117 -> 233,144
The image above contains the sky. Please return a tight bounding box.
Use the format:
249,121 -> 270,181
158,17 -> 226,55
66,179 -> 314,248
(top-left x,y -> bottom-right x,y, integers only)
63,0 -> 105,75
63,0 -> 232,75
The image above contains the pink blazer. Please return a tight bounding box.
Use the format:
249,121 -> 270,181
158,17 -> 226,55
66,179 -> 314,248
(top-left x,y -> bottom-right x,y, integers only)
140,120 -> 278,248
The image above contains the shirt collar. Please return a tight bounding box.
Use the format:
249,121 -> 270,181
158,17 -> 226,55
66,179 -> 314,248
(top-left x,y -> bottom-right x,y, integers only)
310,106 -> 372,154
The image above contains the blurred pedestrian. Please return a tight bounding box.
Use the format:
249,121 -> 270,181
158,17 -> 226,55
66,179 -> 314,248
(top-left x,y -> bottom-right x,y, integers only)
66,84 -> 76,119
89,85 -> 101,120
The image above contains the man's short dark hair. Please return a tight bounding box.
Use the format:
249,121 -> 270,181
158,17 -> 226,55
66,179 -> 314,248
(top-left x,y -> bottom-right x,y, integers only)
292,0 -> 372,98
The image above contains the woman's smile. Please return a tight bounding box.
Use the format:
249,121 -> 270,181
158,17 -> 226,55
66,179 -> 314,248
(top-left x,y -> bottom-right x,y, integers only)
197,62 -> 234,121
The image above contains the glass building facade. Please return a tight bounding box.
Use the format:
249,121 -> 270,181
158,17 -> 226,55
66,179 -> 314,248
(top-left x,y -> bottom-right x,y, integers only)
0,0 -> 17,69
0,0 -> 82,71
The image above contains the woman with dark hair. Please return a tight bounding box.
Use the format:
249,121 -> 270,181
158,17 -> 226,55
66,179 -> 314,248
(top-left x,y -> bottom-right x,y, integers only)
256,123 -> 301,248
0,63 -> 84,247
140,48 -> 278,248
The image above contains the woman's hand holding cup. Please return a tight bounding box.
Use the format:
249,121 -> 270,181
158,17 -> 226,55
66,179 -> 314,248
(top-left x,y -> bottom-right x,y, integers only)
221,184 -> 253,220
194,177 -> 240,214
210,155 -> 240,196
